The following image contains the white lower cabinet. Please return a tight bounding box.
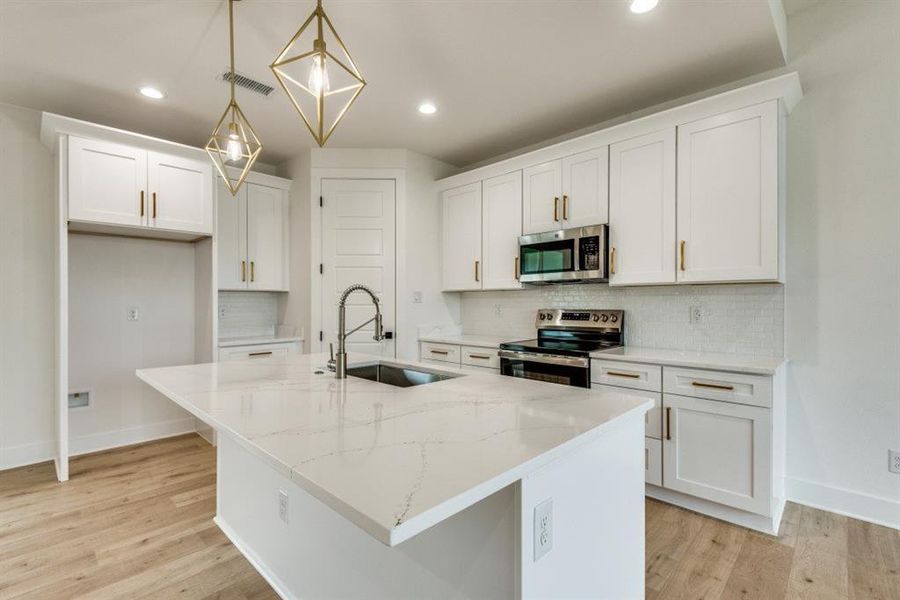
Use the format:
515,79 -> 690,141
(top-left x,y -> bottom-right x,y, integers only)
644,438 -> 663,487
662,393 -> 771,515
418,341 -> 500,373
218,341 -> 301,361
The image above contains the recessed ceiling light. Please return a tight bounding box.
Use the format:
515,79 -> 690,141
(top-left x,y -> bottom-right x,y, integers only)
139,86 -> 166,100
629,0 -> 658,14
418,102 -> 437,115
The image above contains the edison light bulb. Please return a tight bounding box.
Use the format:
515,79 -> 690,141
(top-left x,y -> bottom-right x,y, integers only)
226,123 -> 242,162
308,54 -> 330,94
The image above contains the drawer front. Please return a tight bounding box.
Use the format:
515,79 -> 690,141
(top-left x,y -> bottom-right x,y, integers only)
663,367 -> 771,408
459,364 -> 500,375
593,384 -> 662,438
460,345 -> 500,369
645,437 -> 662,486
420,342 -> 460,364
591,359 -> 662,392
218,342 -> 298,361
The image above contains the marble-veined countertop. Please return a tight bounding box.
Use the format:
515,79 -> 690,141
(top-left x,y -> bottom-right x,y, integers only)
136,353 -> 651,546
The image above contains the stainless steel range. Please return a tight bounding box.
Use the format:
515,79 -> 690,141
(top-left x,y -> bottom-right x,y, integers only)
499,308 -> 624,388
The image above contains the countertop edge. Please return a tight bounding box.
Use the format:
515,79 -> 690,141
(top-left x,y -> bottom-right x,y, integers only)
589,349 -> 787,376
218,336 -> 304,348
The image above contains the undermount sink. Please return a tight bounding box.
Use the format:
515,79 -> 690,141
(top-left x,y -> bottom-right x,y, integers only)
346,362 -> 463,388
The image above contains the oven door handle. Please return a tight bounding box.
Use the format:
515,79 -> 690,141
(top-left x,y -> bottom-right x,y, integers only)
499,350 -> 589,368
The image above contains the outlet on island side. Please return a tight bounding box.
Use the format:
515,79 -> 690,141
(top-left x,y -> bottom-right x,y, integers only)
689,305 -> 704,324
889,450 -> 900,475
533,498 -> 553,561
278,490 -> 289,523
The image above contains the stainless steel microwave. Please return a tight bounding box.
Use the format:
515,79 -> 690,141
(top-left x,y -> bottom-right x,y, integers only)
518,225 -> 608,284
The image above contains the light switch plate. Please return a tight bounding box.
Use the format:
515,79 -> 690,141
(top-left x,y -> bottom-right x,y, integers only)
127,306 -> 140,322
533,498 -> 553,561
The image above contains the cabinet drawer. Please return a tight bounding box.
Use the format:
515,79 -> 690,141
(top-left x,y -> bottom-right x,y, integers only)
591,359 -> 662,392
460,346 -> 500,369
218,342 -> 299,361
420,342 -> 460,364
645,437 -> 662,487
663,367 -> 771,408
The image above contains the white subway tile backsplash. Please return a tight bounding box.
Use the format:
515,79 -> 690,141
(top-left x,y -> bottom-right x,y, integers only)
219,292 -> 280,339
460,284 -> 784,357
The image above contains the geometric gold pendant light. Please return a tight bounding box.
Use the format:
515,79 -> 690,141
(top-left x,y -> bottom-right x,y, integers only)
206,0 -> 262,196
270,0 -> 366,146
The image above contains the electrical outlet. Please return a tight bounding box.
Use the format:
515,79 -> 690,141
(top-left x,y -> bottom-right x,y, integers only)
689,305 -> 703,324
219,306 -> 227,318
533,498 -> 553,561
127,306 -> 140,322
493,304 -> 503,317
278,490 -> 289,523
889,450 -> 900,475
412,291 -> 423,304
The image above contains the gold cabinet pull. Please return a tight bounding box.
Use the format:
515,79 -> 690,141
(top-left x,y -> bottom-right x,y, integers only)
469,353 -> 492,360
679,240 -> 686,271
250,261 -> 255,282
514,256 -> 519,280
248,351 -> 272,357
474,260 -> 480,282
553,196 -> 559,221
610,247 -> 616,275
607,370 -> 640,379
140,191 -> 145,217
152,192 -> 157,219
562,194 -> 569,220
241,260 -> 246,282
692,381 -> 735,391
666,407 -> 672,440
430,349 -> 449,355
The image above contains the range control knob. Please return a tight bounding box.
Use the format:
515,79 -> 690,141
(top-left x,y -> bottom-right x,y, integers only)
539,313 -> 546,321
546,313 -> 554,321
601,314 -> 610,322
591,314 -> 600,322
610,314 -> 619,323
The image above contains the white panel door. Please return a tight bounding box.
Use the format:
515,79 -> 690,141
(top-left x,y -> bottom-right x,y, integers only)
676,100 -> 779,283
148,152 -> 213,234
662,394 -> 771,515
322,178 -> 396,357
216,179 -> 248,290
481,171 -> 522,290
609,129 -> 676,285
247,183 -> 289,291
68,136 -> 147,227
561,147 -> 609,227
441,182 -> 482,291
522,160 -> 562,234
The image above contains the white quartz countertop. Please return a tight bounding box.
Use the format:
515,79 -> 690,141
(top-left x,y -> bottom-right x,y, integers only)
136,353 -> 651,546
218,336 -> 304,348
417,333 -> 512,348
591,346 -> 785,376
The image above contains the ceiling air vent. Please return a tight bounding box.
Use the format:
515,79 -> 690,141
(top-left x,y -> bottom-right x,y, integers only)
220,71 -> 274,97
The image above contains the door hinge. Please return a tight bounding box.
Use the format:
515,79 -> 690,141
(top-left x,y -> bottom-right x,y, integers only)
319,331 -> 323,342
319,263 -> 323,274
319,196 -> 323,207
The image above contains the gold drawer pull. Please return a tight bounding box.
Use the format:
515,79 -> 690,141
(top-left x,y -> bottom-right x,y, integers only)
250,261 -> 255,282
140,191 -> 145,217
608,371 -> 640,379
679,240 -> 686,271
610,247 -> 616,275
514,256 -> 519,280
666,407 -> 672,440
248,351 -> 272,357
469,354 -> 492,360
692,381 -> 734,391
562,194 -> 569,220
152,192 -> 157,219
241,260 -> 246,282
474,260 -> 480,283
430,349 -> 449,355
553,196 -> 559,221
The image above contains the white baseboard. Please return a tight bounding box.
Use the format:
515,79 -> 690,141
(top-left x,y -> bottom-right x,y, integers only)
646,485 -> 782,535
69,417 -> 196,457
786,476 -> 900,530
214,516 -> 291,600
0,439 -> 55,472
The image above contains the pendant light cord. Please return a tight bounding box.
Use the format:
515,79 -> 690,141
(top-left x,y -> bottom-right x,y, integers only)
229,0 -> 235,104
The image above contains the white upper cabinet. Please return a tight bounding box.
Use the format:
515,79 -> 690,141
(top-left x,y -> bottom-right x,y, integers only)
609,129 -> 676,286
481,171 -> 523,290
676,101 -> 779,283
522,160 -> 562,234
66,136 -> 212,237
216,180 -> 248,290
247,183 -> 289,291
561,147 -> 609,228
441,182 -> 483,291
148,152 -> 213,235
68,136 -> 147,227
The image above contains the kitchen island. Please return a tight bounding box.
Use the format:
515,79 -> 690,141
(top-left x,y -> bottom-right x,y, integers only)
137,353 -> 652,599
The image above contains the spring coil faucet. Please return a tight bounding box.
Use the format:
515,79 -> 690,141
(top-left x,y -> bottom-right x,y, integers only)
328,284 -> 385,378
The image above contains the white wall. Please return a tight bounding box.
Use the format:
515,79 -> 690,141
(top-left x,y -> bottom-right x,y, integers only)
0,102 -> 56,470
278,148 -> 458,361
782,0 -> 900,526
67,234 -> 195,455
461,284 -> 784,356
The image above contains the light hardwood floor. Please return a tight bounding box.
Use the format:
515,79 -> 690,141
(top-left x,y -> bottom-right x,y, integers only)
1,435 -> 897,599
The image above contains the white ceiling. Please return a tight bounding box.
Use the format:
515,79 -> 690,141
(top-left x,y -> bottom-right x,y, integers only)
0,1 -> 786,167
